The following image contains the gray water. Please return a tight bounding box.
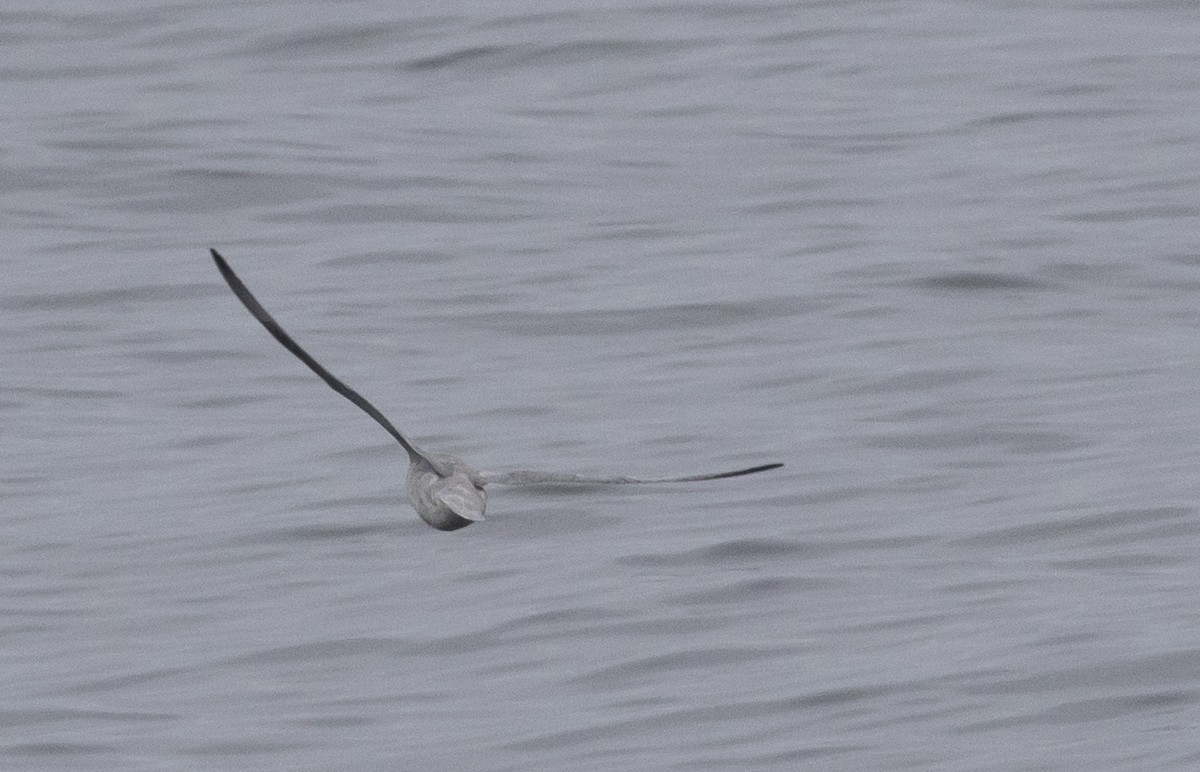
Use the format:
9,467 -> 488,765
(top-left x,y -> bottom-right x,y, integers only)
5,1 -> 1200,769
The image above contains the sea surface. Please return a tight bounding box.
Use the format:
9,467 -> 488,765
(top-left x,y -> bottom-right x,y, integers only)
4,1 -> 1200,769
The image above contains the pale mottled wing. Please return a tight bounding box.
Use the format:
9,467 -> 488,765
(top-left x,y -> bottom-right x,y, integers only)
210,249 -> 444,473
478,462 -> 783,486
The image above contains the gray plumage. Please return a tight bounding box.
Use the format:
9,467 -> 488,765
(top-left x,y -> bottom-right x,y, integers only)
210,249 -> 783,531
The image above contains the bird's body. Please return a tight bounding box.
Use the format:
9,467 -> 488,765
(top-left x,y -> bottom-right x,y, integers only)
210,248 -> 783,531
406,453 -> 486,531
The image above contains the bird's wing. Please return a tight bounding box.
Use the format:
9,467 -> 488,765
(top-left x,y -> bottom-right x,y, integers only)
477,462 -> 782,486
210,249 -> 446,474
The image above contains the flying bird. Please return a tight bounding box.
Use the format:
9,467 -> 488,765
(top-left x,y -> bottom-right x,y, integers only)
210,249 -> 783,531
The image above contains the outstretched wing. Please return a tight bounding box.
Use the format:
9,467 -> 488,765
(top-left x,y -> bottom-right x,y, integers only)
210,248 -> 441,471
478,462 -> 782,486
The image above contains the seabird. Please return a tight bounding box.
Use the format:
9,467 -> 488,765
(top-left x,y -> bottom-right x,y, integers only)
210,249 -> 783,531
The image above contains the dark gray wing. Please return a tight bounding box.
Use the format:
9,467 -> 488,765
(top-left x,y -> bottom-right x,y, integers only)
211,249 -> 440,470
478,462 -> 783,486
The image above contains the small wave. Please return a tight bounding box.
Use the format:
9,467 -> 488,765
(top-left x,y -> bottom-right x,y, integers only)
910,272 -> 1050,292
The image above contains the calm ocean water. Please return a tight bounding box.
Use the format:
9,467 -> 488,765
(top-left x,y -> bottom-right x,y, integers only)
4,1 -> 1200,769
